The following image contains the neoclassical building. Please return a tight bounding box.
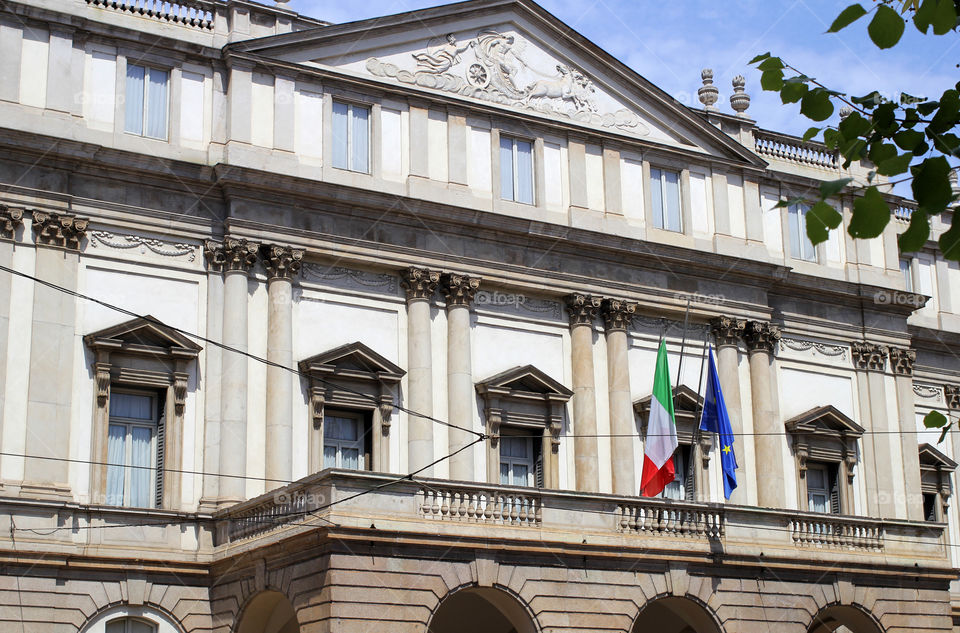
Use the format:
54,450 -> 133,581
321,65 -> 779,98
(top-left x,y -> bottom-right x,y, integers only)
0,0 -> 959,631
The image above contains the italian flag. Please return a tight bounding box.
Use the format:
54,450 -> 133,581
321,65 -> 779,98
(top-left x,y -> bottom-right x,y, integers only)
640,340 -> 678,497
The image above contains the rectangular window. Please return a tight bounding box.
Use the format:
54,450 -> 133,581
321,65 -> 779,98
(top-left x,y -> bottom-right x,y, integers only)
500,135 -> 534,205
323,413 -> 366,470
650,168 -> 682,232
660,445 -> 692,501
923,492 -> 938,522
900,258 -> 914,292
806,462 -> 840,514
788,203 -> 817,262
105,392 -> 159,508
500,435 -> 537,487
332,100 -> 370,173
124,64 -> 169,139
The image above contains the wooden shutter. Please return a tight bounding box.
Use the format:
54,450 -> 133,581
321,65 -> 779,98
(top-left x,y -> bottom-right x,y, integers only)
364,412 -> 373,471
828,463 -> 840,514
534,438 -> 544,489
683,445 -> 695,502
154,397 -> 165,509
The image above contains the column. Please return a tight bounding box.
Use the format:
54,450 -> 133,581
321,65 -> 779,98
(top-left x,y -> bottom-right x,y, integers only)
564,293 -> 601,493
441,273 -> 479,481
852,342 -> 898,517
743,320 -> 785,509
217,238 -> 258,504
710,316 -> 750,504
0,207 -> 22,484
601,298 -> 636,496
22,211 -> 88,498
890,347 -> 924,520
198,241 -> 225,511
401,267 -> 440,475
263,245 -> 303,489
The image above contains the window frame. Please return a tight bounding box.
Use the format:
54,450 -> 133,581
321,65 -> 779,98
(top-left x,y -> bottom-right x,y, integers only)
322,409 -> 370,471
123,62 -> 170,141
499,134 -> 535,205
649,166 -> 683,233
105,616 -> 158,633
900,257 -> 914,292
106,389 -> 162,508
787,202 -> 818,262
659,444 -> 693,501
498,432 -> 538,488
331,99 -> 372,174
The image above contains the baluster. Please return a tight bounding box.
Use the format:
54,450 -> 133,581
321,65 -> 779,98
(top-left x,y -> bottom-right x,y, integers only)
535,499 -> 542,525
518,497 -> 528,524
628,507 -> 637,532
467,493 -> 477,520
509,496 -> 519,523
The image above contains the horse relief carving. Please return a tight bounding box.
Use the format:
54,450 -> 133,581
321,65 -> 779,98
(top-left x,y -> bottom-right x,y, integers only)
365,30 -> 646,135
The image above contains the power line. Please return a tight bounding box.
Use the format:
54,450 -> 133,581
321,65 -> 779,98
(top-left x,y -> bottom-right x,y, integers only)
0,262 -> 483,441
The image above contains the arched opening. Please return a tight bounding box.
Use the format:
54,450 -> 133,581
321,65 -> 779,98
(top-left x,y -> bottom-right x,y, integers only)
632,596 -> 722,633
236,590 -> 300,633
428,586 -> 537,633
808,605 -> 882,633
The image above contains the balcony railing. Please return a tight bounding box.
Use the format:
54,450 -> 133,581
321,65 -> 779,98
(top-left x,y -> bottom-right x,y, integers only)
754,129 -> 839,169
85,0 -> 218,30
790,515 -> 883,550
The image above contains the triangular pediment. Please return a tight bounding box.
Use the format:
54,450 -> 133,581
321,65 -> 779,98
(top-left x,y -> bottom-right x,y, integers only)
84,316 -> 201,356
477,364 -> 572,398
919,443 -> 958,471
785,405 -> 864,438
298,341 -> 404,379
228,0 -> 763,166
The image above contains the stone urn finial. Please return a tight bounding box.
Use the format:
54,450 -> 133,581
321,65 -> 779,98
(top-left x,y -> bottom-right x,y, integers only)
730,74 -> 750,116
698,68 -> 719,110
839,106 -> 854,120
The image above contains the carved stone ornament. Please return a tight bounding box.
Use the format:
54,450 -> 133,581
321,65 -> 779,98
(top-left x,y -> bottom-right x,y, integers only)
222,238 -> 260,273
600,298 -> 637,332
400,266 -> 441,302
203,239 -> 227,272
564,293 -> 601,328
743,320 -> 780,353
365,30 -> 648,135
31,210 -> 88,249
729,75 -> 750,115
173,371 -> 189,415
697,68 -> 719,109
888,347 -> 916,377
710,315 -> 745,348
0,205 -> 24,240
261,244 -> 304,280
946,385 -> 960,410
440,272 -> 481,307
89,231 -> 198,261
851,342 -> 888,372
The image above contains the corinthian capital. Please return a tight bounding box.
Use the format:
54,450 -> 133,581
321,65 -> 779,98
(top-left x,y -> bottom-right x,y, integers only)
261,244 -> 304,280
0,205 -> 23,240
743,320 -> 780,353
400,266 -> 440,302
564,293 -> 601,328
440,272 -> 480,308
946,384 -> 960,410
710,315 -> 746,348
203,239 -> 227,273
600,298 -> 637,332
888,347 -> 916,376
851,341 -> 888,372
31,210 -> 88,250
222,238 -> 260,273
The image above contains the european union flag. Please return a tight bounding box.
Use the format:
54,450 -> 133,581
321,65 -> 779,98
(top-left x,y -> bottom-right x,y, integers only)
699,345 -> 738,499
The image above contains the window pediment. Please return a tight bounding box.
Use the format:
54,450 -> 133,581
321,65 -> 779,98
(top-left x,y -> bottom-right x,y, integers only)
919,443 -> 958,472
84,315 -> 201,360
476,364 -> 573,402
785,405 -> 862,484
784,405 -> 864,438
633,384 -> 705,445
298,341 -> 404,383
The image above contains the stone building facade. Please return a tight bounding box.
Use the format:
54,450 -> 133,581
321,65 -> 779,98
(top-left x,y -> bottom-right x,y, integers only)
0,0 -> 959,631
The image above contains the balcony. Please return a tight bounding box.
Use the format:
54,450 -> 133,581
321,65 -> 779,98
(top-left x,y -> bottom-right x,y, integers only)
213,470 -> 951,574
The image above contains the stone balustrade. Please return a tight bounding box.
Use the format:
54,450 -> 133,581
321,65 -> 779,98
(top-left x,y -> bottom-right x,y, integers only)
85,0 -> 217,30
754,129 -> 838,169
790,514 -> 884,550
616,501 -> 724,539
418,487 -> 542,527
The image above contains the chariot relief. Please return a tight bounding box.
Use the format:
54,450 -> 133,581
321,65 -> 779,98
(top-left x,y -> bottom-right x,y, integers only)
366,30 -> 646,134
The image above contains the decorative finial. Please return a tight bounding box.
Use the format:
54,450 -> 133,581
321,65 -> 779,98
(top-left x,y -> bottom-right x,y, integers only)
698,68 -> 719,110
950,169 -> 959,196
839,106 -> 853,120
729,75 -> 750,116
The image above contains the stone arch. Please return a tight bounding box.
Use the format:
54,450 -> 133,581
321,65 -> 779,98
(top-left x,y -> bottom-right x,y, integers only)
808,603 -> 884,633
80,604 -> 186,633
428,584 -> 540,633
631,595 -> 725,633
234,589 -> 301,633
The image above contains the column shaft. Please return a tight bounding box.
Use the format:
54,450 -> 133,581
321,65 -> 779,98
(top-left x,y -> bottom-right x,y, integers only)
443,273 -> 478,482
711,317 -> 750,504
219,269 -> 249,501
895,372 -> 923,520
602,298 -> 637,496
566,294 -> 601,493
199,266 -> 223,509
402,268 -> 439,475
745,321 -> 785,508
265,277 -> 293,485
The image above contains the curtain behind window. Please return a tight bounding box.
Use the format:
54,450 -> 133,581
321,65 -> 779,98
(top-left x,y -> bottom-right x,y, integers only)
332,102 -> 349,169
351,106 -> 369,173
515,139 -> 533,204
106,424 -> 126,506
124,64 -> 145,135
145,68 -> 169,139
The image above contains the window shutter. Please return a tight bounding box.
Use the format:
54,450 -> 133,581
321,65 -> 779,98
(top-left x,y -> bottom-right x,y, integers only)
534,439 -> 544,489
828,463 -> 840,515
683,445 -> 695,502
363,414 -> 373,471
154,399 -> 165,509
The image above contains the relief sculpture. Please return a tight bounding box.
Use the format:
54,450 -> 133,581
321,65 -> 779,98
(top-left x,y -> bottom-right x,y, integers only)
366,30 -> 646,135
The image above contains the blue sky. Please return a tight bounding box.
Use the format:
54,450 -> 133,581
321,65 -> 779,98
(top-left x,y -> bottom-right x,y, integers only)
284,0 -> 958,139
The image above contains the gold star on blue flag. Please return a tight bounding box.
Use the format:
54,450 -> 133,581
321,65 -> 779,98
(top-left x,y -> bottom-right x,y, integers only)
699,345 -> 738,499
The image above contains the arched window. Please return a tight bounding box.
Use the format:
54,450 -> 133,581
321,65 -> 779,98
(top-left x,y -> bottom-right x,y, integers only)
105,617 -> 157,633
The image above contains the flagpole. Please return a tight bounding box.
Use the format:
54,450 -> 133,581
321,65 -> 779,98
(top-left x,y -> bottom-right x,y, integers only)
687,336 -> 709,500
675,296 -> 691,391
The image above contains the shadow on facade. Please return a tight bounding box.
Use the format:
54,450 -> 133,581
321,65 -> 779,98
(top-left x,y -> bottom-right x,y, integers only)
428,586 -> 537,633
235,590 -> 300,633
632,596 -> 722,633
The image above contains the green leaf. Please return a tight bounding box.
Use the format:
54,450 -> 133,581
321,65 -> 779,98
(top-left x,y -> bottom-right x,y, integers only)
802,126 -> 822,142
914,0 -> 937,32
868,5 -> 906,48
931,132 -> 960,156
924,410 -> 949,429
918,100 -> 940,116
781,81 -> 808,104
757,57 -> 785,71
839,138 -> 867,167
749,52 -> 771,64
912,156 -> 954,210
800,89 -> 834,121
872,102 -> 898,134
940,211 -> 960,261
761,69 -> 784,91
898,208 -> 930,252
806,201 -> 843,245
774,196 -> 807,209
852,91 -> 883,109
828,3 -> 869,32
868,142 -> 898,165
894,129 -> 925,151
877,153 -> 913,176
931,0 -> 957,34
849,186 -> 891,238
939,422 -> 953,444
823,128 -> 840,149
819,178 -> 853,198
838,111 -> 872,138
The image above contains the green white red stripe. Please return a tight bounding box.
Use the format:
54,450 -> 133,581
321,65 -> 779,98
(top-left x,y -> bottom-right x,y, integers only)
640,340 -> 678,497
